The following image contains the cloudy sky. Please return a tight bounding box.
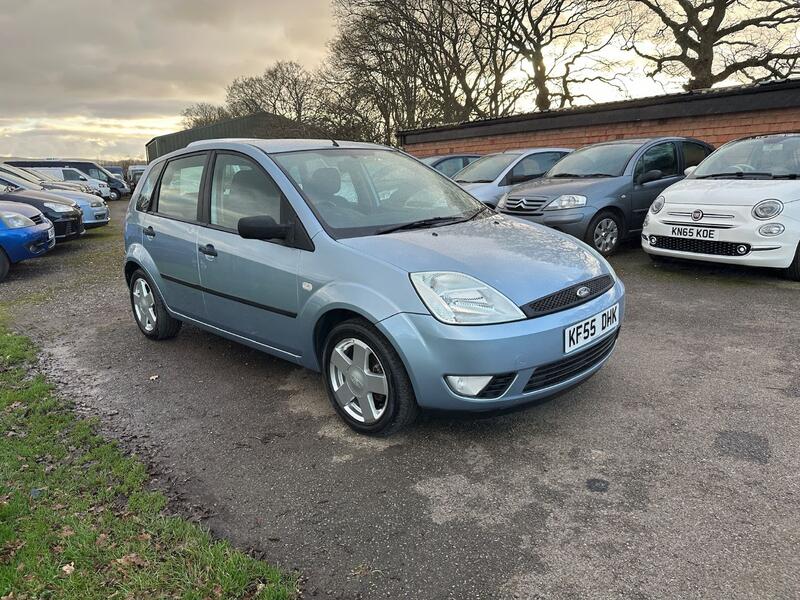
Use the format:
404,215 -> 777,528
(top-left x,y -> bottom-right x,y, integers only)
0,0 -> 332,160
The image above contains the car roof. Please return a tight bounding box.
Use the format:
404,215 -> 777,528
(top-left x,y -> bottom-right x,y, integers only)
584,136 -> 708,146
183,138 -> 390,155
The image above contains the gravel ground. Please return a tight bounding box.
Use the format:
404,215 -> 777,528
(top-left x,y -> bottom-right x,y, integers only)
3,201 -> 799,599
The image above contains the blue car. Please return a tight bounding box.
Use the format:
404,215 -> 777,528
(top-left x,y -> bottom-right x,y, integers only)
0,201 -> 55,282
124,139 -> 624,434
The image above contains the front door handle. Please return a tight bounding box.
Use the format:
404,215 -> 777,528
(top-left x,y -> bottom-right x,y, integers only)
143,226 -> 155,238
198,244 -> 218,257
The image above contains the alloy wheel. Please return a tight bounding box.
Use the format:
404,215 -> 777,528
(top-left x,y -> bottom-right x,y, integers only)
132,278 -> 157,332
329,338 -> 389,424
593,218 -> 619,254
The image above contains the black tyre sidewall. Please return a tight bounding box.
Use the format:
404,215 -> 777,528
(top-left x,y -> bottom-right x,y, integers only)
128,269 -> 179,340
109,190 -> 120,201
0,249 -> 9,283
586,211 -> 624,256
783,243 -> 800,281
322,319 -> 416,435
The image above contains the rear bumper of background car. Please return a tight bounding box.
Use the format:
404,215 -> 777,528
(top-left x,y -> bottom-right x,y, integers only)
377,280 -> 625,411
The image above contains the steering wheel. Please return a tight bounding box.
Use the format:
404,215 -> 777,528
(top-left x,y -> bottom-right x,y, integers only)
731,163 -> 756,172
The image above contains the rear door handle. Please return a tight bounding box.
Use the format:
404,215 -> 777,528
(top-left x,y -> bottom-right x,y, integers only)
198,244 -> 218,257
143,226 -> 155,238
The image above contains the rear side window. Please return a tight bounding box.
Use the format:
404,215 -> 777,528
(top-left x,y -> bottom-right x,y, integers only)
135,163 -> 165,212
209,153 -> 285,229
155,154 -> 205,221
682,142 -> 712,168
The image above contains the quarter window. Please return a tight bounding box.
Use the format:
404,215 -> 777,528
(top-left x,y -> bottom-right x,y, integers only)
636,143 -> 679,179
209,153 -> 286,230
156,154 -> 205,221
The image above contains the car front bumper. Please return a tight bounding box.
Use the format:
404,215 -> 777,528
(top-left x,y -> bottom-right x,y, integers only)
377,280 -> 625,411
51,213 -> 85,241
2,222 -> 55,263
83,205 -> 110,228
501,208 -> 592,239
642,205 -> 799,269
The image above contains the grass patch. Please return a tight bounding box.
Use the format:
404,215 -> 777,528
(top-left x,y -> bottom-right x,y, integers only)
0,323 -> 297,599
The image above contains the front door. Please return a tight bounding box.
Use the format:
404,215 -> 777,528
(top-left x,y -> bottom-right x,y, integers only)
143,152 -> 208,320
630,142 -> 683,230
197,152 -> 302,356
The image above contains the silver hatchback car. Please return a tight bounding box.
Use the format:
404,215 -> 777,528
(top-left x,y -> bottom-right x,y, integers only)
124,139 -> 624,435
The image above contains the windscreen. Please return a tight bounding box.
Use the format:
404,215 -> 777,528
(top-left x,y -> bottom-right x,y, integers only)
692,136 -> 800,179
547,143 -> 641,177
453,153 -> 519,183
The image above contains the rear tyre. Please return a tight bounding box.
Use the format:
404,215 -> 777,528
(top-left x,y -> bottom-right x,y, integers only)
128,269 -> 181,340
0,249 -> 9,283
322,318 -> 418,436
585,210 -> 624,256
783,243 -> 800,281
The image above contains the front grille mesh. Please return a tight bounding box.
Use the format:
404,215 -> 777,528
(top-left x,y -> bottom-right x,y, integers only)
30,214 -> 44,224
522,275 -> 614,318
477,373 -> 516,399
650,236 -> 750,256
523,332 -> 618,393
502,196 -> 549,215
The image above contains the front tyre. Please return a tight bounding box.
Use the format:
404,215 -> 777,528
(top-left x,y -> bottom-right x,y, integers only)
109,189 -> 121,201
0,249 -> 9,282
129,269 -> 181,340
783,243 -> 800,281
322,318 -> 418,436
586,210 -> 623,256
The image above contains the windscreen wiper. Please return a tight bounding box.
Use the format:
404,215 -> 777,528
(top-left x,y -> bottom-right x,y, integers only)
772,173 -> 799,179
455,179 -> 492,183
375,216 -> 465,235
550,173 -> 582,178
695,171 -> 774,179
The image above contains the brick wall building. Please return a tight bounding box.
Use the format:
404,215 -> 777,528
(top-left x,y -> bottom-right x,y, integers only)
398,80 -> 800,157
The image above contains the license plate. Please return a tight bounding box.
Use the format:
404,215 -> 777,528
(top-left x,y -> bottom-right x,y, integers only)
670,226 -> 717,240
47,227 -> 55,240
564,304 -> 619,354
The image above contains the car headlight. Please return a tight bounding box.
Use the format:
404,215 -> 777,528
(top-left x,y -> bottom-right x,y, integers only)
759,223 -> 785,236
752,199 -> 783,220
43,202 -> 73,213
91,201 -> 104,208
410,272 -> 525,325
545,194 -> 587,210
643,213 -> 650,227
651,195 -> 665,214
0,211 -> 35,229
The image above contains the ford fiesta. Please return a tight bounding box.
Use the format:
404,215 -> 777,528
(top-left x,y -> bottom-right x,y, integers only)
643,134 -> 800,279
124,139 -> 625,434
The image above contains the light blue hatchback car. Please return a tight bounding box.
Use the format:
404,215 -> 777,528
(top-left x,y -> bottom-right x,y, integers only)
124,139 -> 625,435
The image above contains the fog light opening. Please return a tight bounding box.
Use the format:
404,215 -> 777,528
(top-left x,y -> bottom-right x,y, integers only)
649,235 -> 658,246
758,223 -> 785,237
736,245 -> 749,255
445,375 -> 494,397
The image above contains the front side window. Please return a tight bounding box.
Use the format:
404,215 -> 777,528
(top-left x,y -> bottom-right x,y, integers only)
155,154 -> 205,221
548,143 -> 641,177
512,152 -> 565,179
84,166 -> 109,182
63,169 -> 80,181
682,142 -> 712,168
436,157 -> 465,177
635,143 -> 679,179
210,153 -> 285,229
453,153 -> 519,183
272,148 -> 483,238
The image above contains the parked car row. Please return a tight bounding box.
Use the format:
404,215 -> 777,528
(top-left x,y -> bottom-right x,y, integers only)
423,134 -> 798,279
0,158 -> 131,282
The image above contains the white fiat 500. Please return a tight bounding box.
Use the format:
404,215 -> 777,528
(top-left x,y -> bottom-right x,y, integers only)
642,134 -> 800,280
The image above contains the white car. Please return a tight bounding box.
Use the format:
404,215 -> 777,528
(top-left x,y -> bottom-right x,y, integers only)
642,134 -> 800,280
453,148 -> 571,206
33,167 -> 111,199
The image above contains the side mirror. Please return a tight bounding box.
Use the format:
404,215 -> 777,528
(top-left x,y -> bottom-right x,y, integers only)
684,166 -> 697,176
637,169 -> 662,185
79,175 -> 86,181
238,215 -> 292,241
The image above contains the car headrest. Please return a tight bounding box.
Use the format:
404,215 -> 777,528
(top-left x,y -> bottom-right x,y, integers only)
230,169 -> 263,195
308,168 -> 341,197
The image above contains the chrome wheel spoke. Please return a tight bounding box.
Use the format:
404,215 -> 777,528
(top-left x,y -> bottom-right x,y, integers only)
364,372 -> 388,395
351,341 -> 369,371
357,395 -> 380,424
333,382 -> 355,408
328,337 -> 389,425
132,278 -> 156,332
331,347 -> 351,372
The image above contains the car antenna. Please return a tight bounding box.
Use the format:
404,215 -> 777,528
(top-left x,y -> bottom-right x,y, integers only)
331,139 -> 340,147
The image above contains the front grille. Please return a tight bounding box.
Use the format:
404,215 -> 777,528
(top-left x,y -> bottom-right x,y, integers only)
64,220 -> 74,235
30,214 -> 44,224
650,236 -> 750,256
477,373 -> 516,399
502,196 -> 549,215
523,332 -> 618,393
522,275 -> 614,319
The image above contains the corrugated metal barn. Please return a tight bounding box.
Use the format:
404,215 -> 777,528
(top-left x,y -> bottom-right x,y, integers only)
145,111 -> 322,161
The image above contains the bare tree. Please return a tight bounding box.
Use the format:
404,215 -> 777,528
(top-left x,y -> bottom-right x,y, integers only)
624,0 -> 800,90
225,61 -> 318,122
180,102 -> 231,129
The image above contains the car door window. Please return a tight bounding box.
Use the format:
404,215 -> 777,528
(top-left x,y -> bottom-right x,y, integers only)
635,143 -> 679,179
62,169 -> 79,181
437,157 -> 464,177
511,153 -> 564,180
156,154 -> 205,221
681,142 -> 712,169
210,153 -> 286,230
135,163 -> 165,212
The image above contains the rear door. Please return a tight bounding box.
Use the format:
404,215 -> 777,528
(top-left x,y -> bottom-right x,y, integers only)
197,151 -> 303,356
142,152 -> 208,320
